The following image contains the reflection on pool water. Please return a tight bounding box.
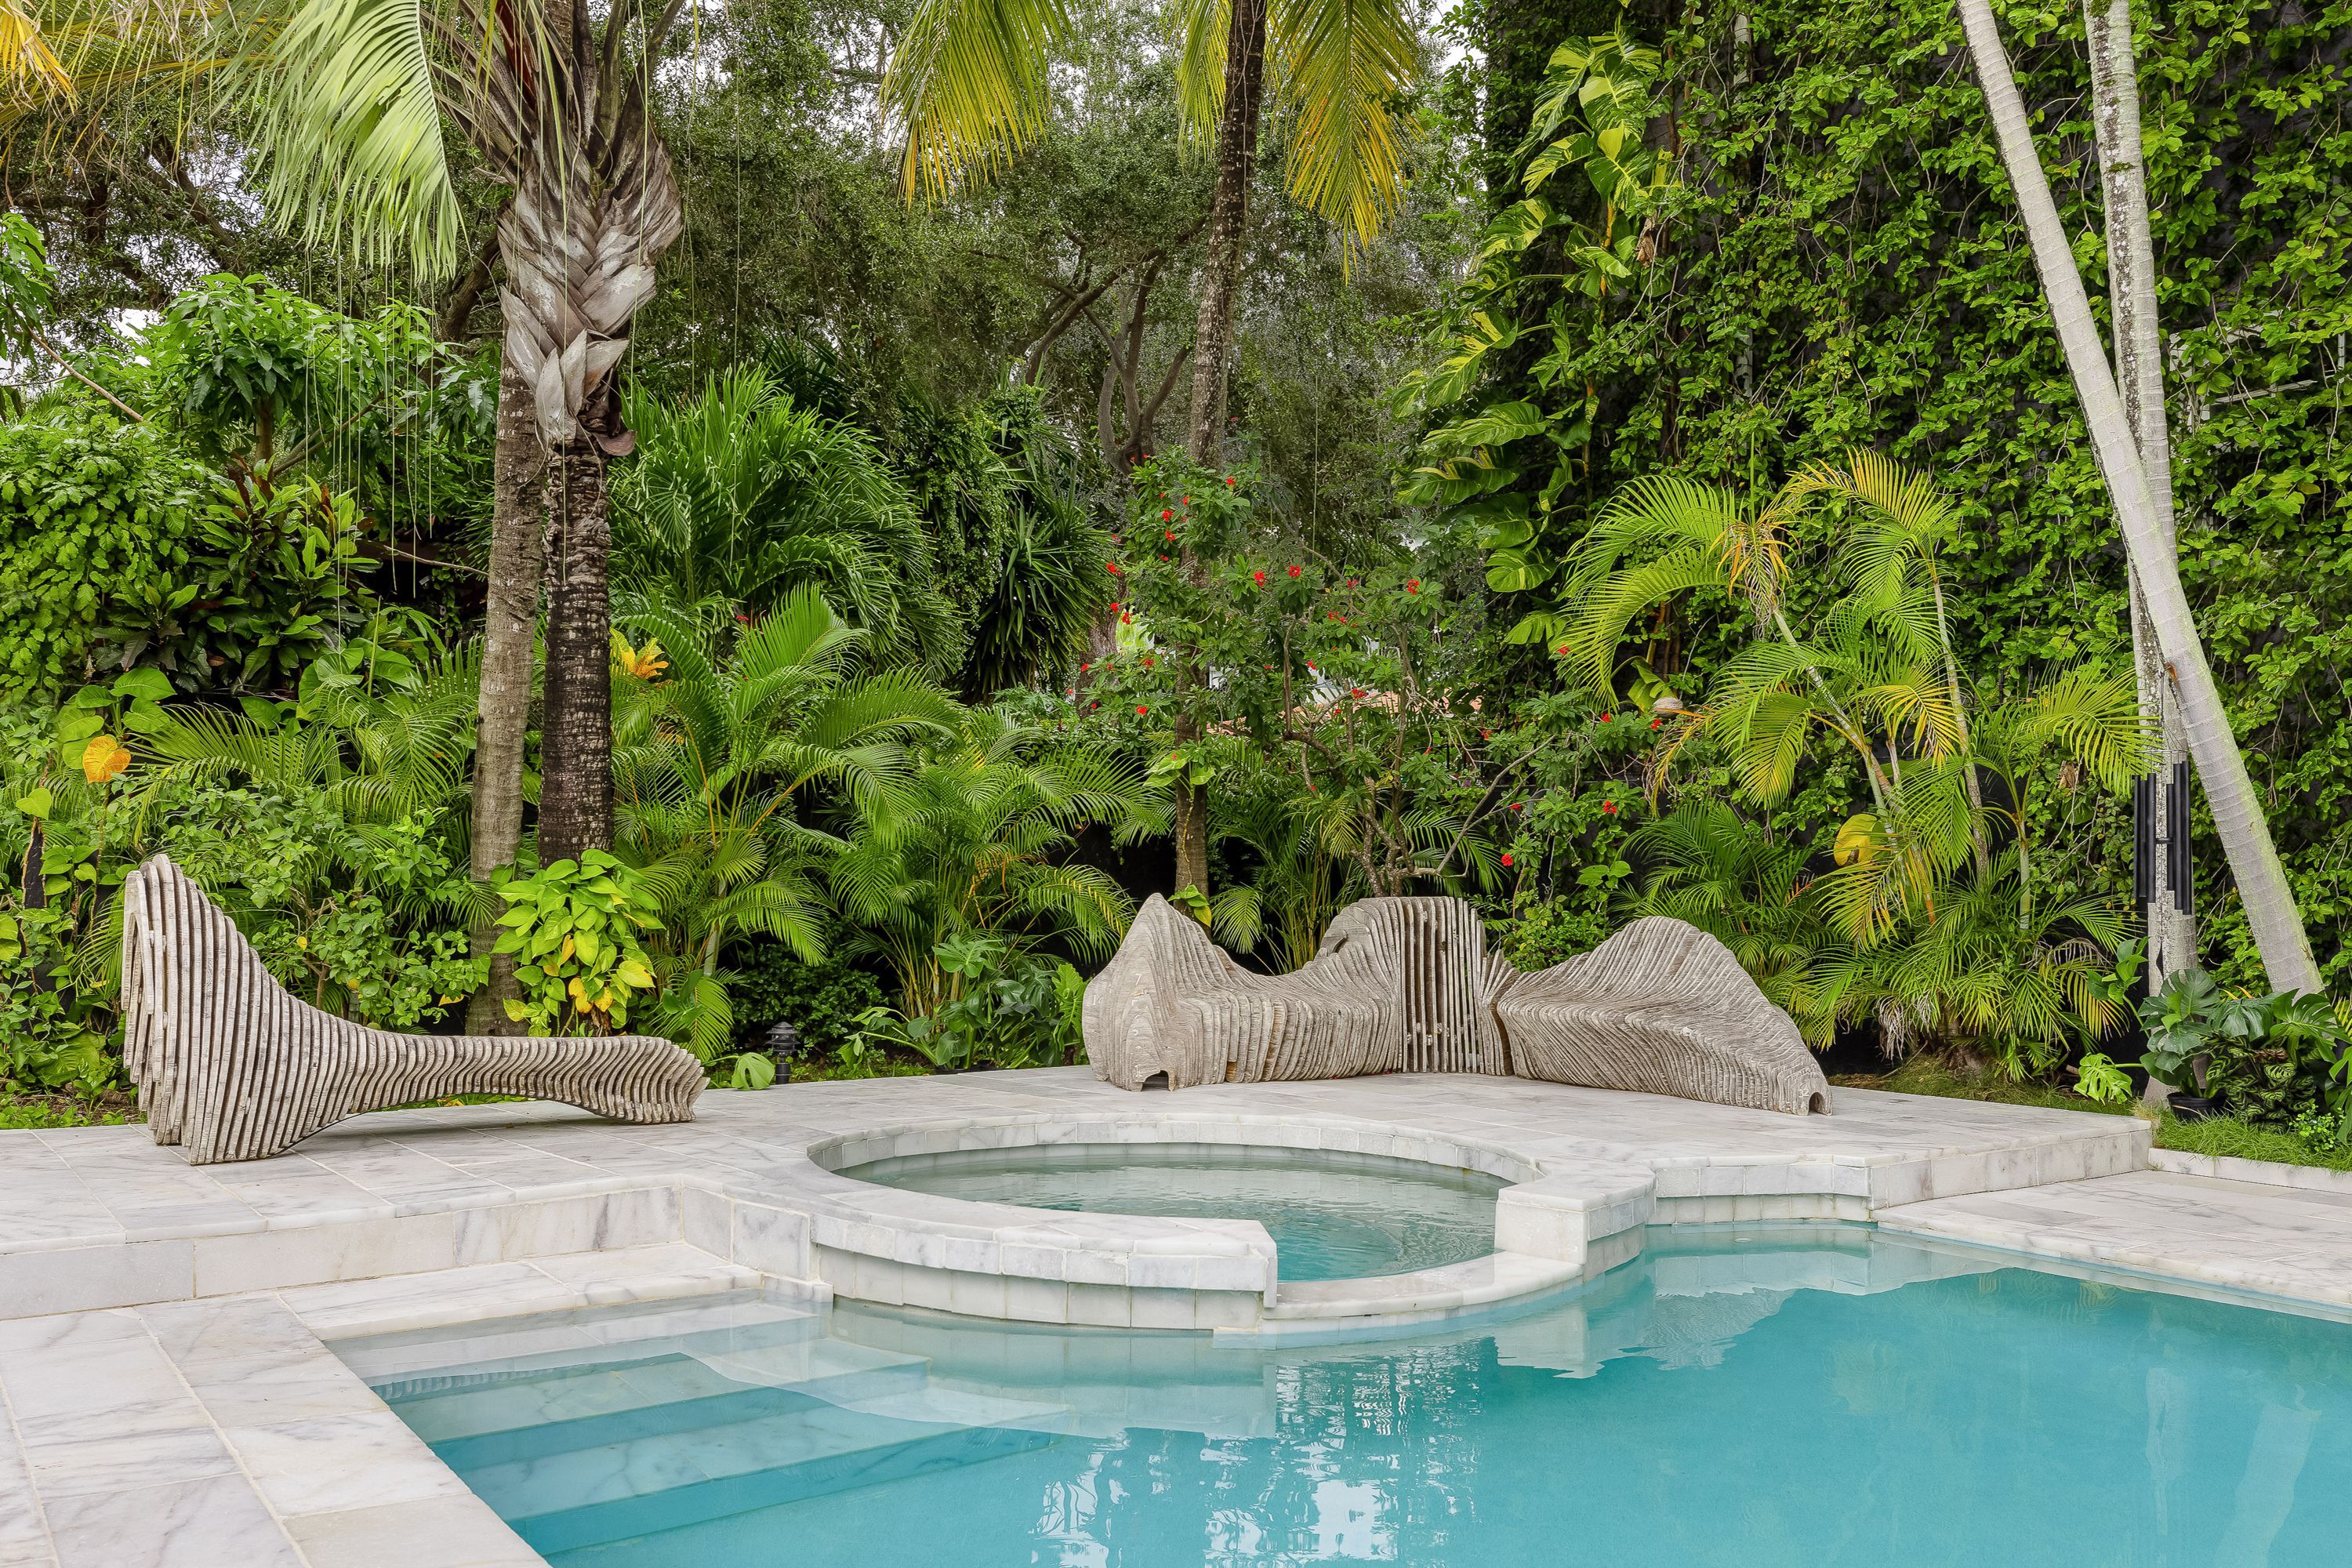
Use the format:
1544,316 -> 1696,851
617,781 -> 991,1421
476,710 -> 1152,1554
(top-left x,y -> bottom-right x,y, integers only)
837,1142 -> 1509,1282
347,1225 -> 2352,1567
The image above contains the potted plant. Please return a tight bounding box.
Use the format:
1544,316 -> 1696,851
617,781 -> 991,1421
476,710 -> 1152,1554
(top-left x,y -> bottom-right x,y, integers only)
2135,971 -> 2352,1123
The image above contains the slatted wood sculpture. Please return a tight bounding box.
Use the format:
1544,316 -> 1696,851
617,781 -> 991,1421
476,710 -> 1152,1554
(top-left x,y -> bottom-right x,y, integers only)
1085,896 -> 1828,1116
119,855 -> 706,1164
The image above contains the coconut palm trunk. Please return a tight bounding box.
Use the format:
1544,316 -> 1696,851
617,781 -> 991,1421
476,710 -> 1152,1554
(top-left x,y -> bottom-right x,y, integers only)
1185,0 -> 1268,465
2083,0 -> 2195,986
1956,0 -> 2318,993
1163,0 -> 1271,900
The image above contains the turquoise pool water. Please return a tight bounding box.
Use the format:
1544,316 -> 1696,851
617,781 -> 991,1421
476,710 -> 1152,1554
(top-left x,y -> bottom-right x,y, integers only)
349,1225 -> 2352,1566
837,1142 -> 1508,1281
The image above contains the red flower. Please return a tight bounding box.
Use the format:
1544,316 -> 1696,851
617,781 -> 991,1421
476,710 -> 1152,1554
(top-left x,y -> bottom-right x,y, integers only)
1224,476 -> 1236,487
1143,656 -> 1156,668
1252,569 -> 1267,585
1556,645 -> 1570,656
1349,688 -> 1366,699
1406,579 -> 1421,593
1120,612 -> 1132,623
1136,705 -> 1149,716
1650,718 -> 1662,730
1165,530 -> 1176,541
1501,853 -> 1515,869
1182,495 -> 1192,504
1479,728 -> 1491,739
1599,713 -> 1613,723
1509,801 -> 1524,812
1159,554 -> 1169,561
1080,662 -> 1091,673
1106,561 -> 1122,574
1110,601 -> 1121,612
1161,509 -> 1174,521
1602,800 -> 1619,815
1346,577 -> 1358,587
1287,564 -> 1301,579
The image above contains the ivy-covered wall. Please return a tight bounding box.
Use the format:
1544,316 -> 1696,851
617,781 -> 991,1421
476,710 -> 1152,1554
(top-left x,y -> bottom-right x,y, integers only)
1468,0 -> 2352,985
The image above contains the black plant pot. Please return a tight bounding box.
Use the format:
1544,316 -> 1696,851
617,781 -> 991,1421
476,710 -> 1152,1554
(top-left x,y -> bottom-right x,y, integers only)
2168,1091 -> 2221,1123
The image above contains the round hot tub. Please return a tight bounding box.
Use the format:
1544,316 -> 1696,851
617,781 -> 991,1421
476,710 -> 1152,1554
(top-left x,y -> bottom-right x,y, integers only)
837,1140 -> 1507,1282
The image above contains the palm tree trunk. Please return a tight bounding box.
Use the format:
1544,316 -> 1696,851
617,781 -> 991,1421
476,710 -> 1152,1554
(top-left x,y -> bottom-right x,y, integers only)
463,357 -> 544,1033
1957,0 -> 2318,993
1185,0 -> 1269,464
2085,0 -> 2196,986
1168,0 -> 1269,900
536,439 -> 616,866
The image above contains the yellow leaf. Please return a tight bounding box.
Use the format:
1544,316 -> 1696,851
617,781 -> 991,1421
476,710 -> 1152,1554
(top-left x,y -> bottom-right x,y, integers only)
1834,813 -> 1878,867
559,935 -> 575,965
80,735 -> 130,784
615,959 -> 652,989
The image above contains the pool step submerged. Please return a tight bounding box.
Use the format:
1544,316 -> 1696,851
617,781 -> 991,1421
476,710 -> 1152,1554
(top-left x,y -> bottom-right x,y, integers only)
365,1294 -> 1073,1556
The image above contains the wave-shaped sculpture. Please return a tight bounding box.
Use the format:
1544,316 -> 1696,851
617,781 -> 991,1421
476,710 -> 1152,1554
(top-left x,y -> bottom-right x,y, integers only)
119,854 -> 705,1163
1085,896 -> 1828,1116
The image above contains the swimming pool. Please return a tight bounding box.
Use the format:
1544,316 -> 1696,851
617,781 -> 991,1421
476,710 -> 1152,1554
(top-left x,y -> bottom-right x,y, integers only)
344,1224 -> 2352,1566
837,1142 -> 1509,1281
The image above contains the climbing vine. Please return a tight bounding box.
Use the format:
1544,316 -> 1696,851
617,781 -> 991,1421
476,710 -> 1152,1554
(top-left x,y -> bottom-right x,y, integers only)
1414,0 -> 2352,986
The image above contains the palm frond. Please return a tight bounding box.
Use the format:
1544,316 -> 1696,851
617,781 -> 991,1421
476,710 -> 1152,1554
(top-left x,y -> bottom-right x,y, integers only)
247,0 -> 462,275
1265,0 -> 1416,247
882,0 -> 1070,200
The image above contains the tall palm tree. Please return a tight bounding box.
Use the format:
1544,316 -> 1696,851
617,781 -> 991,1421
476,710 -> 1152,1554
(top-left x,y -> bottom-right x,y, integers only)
879,0 -> 1420,895
241,0 -> 693,1025
1955,0 -> 2318,993
2082,0 -> 2192,988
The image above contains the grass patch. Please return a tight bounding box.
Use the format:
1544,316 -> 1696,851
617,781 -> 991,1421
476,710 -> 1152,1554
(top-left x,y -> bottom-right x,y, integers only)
0,1092 -> 140,1131
789,1056 -> 931,1083
1830,1057 -> 2129,1116
1835,1055 -> 2352,1173
2151,1112 -> 2352,1173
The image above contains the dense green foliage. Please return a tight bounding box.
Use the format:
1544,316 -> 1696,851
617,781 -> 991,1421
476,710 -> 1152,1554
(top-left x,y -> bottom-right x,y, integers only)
5,0 -> 2349,1153
1409,0 -> 2352,996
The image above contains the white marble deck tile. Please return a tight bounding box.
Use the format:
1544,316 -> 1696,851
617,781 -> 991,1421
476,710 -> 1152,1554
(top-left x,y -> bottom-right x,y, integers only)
1878,1169 -> 2352,1308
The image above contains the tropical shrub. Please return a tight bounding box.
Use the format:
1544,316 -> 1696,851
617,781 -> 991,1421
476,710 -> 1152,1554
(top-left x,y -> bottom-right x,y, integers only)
611,585 -> 963,1058
851,935 -> 1087,1072
0,412 -> 212,695
491,851 -> 662,1036
615,371 -> 960,670
832,706 -> 1158,1016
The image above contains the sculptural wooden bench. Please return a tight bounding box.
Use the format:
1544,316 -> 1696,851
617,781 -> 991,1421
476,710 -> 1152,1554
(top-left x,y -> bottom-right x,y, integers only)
1083,895 -> 1829,1116
118,855 -> 706,1163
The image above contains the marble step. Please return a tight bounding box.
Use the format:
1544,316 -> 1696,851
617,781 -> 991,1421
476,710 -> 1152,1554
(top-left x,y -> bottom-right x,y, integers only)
451,1380 -> 1073,1554
389,1334 -> 929,1443
347,1290 -> 818,1388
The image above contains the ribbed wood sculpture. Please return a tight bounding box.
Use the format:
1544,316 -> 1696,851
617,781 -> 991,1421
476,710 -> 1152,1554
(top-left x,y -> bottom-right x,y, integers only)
1086,896 -> 1828,1116
119,855 -> 706,1164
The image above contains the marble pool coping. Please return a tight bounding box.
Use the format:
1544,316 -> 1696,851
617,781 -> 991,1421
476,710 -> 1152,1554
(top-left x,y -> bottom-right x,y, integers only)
13,1067 -> 2352,1567
0,1069 -> 2151,1334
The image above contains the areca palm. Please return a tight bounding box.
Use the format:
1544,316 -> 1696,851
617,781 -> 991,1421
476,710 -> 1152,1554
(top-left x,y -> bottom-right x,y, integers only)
829,706 -> 1163,1017
610,586 -> 964,1056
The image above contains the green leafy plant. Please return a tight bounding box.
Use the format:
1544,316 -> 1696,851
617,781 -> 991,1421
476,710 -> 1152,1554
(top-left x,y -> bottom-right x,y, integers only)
492,851 -> 663,1035
2071,1053 -> 2135,1107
